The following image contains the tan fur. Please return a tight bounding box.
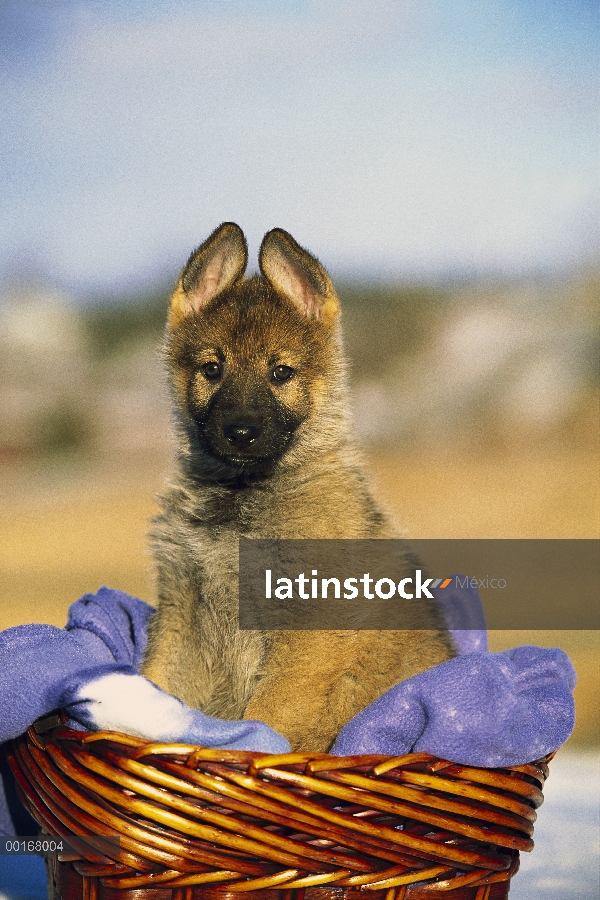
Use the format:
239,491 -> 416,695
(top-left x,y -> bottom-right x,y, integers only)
141,223 -> 455,752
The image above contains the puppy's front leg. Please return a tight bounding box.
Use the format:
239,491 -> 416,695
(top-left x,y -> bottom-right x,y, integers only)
244,629 -> 455,752
141,587 -> 208,710
243,632 -> 354,751
243,631 -> 404,752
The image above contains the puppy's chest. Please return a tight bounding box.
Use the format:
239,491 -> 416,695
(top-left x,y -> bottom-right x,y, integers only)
191,482 -> 341,542
169,473 -> 380,618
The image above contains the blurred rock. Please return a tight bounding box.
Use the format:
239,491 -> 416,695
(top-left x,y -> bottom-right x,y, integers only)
0,286 -> 94,459
351,272 -> 599,449
0,285 -> 171,464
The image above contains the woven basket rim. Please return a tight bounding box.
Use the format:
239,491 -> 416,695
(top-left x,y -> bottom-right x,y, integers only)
7,719 -> 552,897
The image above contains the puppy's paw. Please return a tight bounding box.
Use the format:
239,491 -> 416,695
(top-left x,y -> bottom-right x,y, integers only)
69,671 -> 291,753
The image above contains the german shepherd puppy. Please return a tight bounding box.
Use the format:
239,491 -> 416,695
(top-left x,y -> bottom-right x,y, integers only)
141,223 -> 454,751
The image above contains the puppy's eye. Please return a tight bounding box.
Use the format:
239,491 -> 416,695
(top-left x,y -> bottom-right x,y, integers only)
272,365 -> 294,383
201,362 -> 222,381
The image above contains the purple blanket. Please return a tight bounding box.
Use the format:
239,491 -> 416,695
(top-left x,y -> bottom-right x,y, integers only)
0,583 -> 575,835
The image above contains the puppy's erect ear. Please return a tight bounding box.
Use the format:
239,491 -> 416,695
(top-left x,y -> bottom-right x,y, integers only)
259,229 -> 339,326
170,223 -> 247,322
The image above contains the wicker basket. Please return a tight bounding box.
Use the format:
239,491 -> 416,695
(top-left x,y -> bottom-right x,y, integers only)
7,716 -> 553,900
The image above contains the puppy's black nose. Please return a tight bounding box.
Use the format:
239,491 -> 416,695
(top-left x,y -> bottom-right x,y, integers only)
224,423 -> 261,447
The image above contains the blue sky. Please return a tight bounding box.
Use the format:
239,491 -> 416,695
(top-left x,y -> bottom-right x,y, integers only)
1,0 -> 598,294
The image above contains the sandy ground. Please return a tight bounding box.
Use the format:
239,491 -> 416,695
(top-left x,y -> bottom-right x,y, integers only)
0,445 -> 598,746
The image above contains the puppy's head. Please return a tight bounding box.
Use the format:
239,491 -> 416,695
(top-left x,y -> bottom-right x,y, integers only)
166,223 -> 346,483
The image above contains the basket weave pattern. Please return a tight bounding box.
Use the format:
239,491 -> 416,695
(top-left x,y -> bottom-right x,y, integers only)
8,723 -> 551,900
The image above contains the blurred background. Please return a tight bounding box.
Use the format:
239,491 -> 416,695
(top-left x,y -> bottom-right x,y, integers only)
0,3 -> 598,894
